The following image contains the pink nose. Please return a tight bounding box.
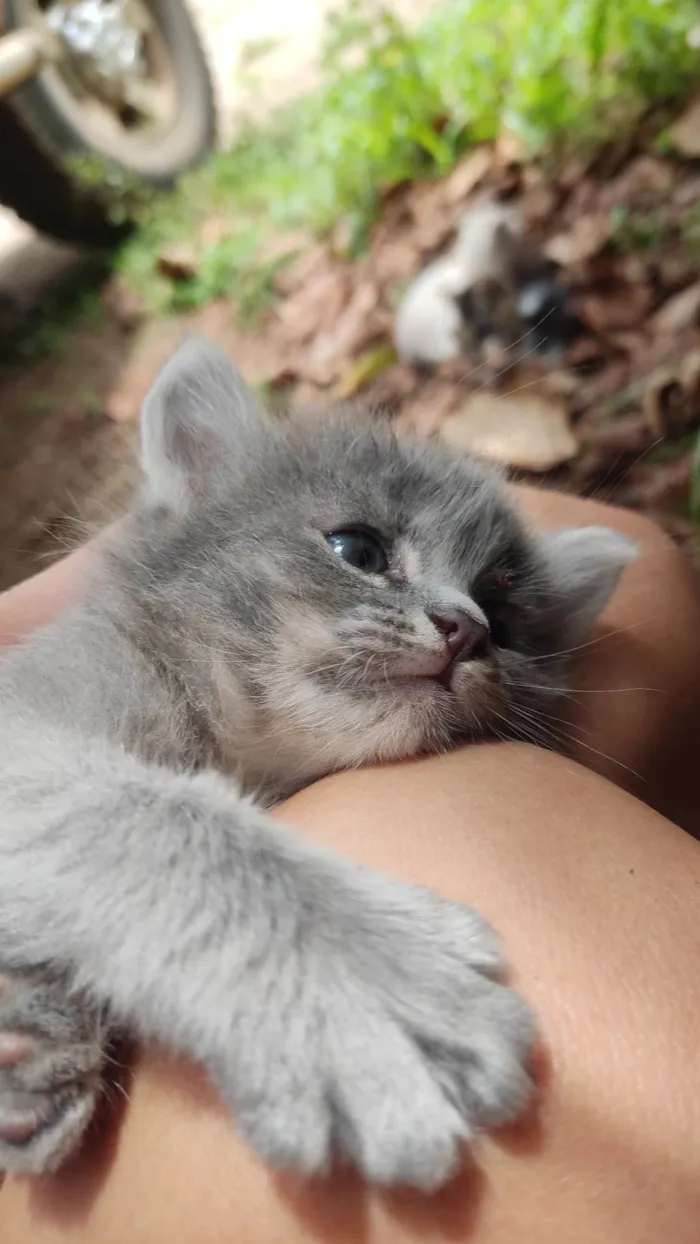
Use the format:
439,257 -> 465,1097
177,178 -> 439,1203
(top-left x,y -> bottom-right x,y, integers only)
429,609 -> 489,660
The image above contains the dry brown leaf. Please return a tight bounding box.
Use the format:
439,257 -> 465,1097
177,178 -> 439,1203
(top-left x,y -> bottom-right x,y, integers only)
564,336 -> 608,369
274,243 -> 328,298
579,412 -> 652,457
556,155 -> 591,190
655,249 -> 699,293
521,182 -> 559,226
600,156 -> 674,209
406,179 -> 459,252
653,282 -> 700,335
668,96 -> 700,157
605,330 -> 647,357
274,265 -> 351,347
393,381 -> 458,438
545,214 -> 611,266
371,236 -> 421,285
443,147 -> 493,204
616,253 -> 651,286
303,280 -> 380,385
439,389 -> 577,472
156,244 -> 198,282
493,134 -> 523,165
365,362 -> 420,413
581,285 -> 652,333
642,368 -> 687,437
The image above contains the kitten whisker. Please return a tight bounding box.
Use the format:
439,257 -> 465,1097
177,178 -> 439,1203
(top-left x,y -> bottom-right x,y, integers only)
473,330 -> 549,394
527,617 -> 656,663
507,701 -> 645,782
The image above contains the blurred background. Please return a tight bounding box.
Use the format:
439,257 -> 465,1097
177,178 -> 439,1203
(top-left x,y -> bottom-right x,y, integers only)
0,0 -> 699,587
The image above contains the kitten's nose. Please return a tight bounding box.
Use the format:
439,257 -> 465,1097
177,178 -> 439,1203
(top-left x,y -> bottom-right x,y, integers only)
430,609 -> 489,661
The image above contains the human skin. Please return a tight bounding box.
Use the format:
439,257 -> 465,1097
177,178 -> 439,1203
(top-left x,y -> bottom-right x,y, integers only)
0,488 -> 699,1243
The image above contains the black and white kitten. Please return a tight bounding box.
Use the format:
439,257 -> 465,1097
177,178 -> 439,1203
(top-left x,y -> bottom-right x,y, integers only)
395,199 -> 579,366
0,338 -> 634,1189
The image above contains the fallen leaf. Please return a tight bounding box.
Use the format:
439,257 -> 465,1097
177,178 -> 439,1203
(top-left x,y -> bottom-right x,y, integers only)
493,134 -> 523,165
443,147 -> 493,204
371,236 -> 421,285
521,181 -> 559,225
642,368 -> 687,438
672,175 -> 700,209
579,412 -> 652,456
274,243 -> 328,298
303,280 -> 380,385
653,282 -> 700,335
274,265 -> 351,346
600,156 -> 674,209
334,344 -> 397,398
655,250 -> 699,292
605,330 -> 646,357
581,285 -> 652,333
545,214 -> 611,266
406,179 -> 458,252
668,96 -> 700,157
564,336 -> 608,370
556,155 -> 591,190
366,362 -> 420,412
156,244 -> 198,282
439,389 -> 578,471
393,381 -> 458,438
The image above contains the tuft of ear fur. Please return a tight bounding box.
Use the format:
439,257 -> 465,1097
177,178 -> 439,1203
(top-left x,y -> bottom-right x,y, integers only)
140,335 -> 268,509
542,526 -> 637,641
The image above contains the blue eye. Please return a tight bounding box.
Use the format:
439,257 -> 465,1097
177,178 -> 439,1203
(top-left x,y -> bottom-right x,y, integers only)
326,528 -> 389,575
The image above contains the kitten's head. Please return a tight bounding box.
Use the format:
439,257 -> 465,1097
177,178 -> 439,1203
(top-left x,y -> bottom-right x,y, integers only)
117,337 -> 635,792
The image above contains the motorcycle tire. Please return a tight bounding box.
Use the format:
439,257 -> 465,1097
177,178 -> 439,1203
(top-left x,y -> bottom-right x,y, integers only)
0,0 -> 217,247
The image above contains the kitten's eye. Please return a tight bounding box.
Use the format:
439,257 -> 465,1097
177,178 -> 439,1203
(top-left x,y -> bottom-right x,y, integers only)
326,528 -> 389,575
479,567 -> 517,598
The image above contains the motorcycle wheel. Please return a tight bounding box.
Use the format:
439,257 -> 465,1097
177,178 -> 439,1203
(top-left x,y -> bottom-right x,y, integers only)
0,0 -> 217,246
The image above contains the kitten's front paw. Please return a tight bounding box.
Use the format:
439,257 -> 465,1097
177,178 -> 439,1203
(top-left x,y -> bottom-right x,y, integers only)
0,968 -> 106,1175
226,880 -> 536,1191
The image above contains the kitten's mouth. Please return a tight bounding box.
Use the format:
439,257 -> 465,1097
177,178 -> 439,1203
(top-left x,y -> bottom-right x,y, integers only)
391,656 -> 470,695
383,647 -> 491,698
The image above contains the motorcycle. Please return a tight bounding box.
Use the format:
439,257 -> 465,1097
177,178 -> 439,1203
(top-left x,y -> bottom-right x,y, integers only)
0,0 -> 216,245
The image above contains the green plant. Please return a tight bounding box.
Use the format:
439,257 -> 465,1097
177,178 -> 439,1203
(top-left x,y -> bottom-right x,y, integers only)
118,0 -> 700,310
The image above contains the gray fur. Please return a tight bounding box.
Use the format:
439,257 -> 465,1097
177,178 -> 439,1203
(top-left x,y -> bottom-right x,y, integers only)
0,337 -> 635,1186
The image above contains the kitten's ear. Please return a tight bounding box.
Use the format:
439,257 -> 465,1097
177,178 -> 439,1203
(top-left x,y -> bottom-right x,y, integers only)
140,335 -> 267,508
542,526 -> 637,640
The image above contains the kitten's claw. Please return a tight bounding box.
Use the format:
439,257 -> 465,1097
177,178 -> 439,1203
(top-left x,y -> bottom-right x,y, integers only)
0,970 -> 106,1175
219,877 -> 537,1191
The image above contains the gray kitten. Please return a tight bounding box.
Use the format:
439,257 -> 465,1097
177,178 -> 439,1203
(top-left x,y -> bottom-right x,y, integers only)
0,338 -> 634,1189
